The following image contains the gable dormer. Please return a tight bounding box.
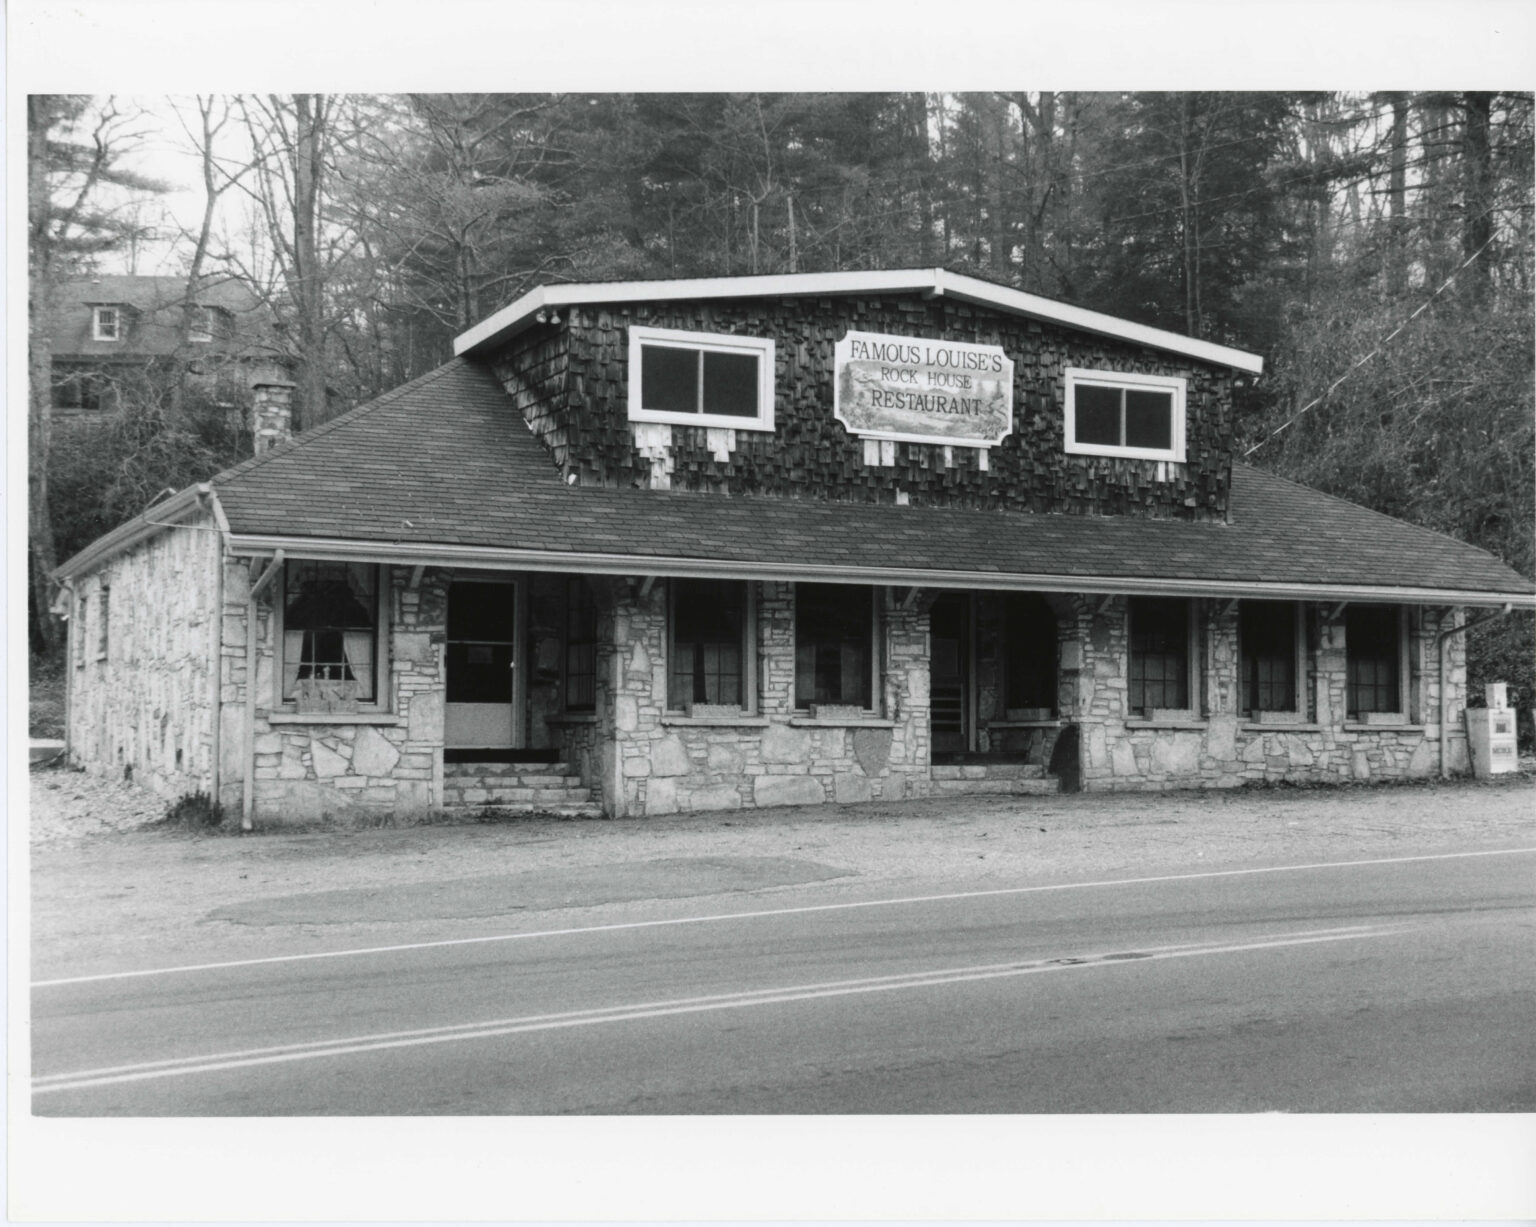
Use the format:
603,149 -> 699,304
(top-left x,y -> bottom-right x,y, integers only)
462,270 -> 1262,521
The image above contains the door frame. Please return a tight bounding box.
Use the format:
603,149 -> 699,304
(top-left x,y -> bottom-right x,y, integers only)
444,572 -> 526,749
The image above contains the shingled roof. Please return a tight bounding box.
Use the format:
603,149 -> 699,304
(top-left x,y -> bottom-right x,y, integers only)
60,356 -> 1534,607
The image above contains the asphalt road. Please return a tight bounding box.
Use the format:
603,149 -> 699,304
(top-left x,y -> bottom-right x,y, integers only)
32,845 -> 1536,1114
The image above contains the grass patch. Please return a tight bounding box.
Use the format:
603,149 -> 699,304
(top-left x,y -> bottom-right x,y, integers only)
29,651 -> 66,739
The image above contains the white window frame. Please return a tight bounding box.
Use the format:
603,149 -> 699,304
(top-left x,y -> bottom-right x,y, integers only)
1064,367 -> 1186,462
92,306 -> 121,342
188,305 -> 214,343
271,562 -> 391,713
1344,603 -> 1411,721
628,325 -> 776,432
1127,596 -> 1201,719
793,582 -> 882,715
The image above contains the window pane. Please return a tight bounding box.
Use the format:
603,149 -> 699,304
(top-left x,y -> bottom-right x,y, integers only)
284,562 -> 377,702
565,578 -> 597,712
1075,384 -> 1120,445
447,580 -> 515,641
795,584 -> 872,708
671,579 -> 746,708
1347,605 -> 1400,716
702,351 -> 759,417
1124,389 -> 1173,450
1129,597 -> 1188,714
640,344 -> 698,414
1002,593 -> 1057,713
1241,601 -> 1296,713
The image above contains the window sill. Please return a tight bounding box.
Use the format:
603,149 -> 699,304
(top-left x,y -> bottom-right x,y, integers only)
789,716 -> 896,729
546,713 -> 598,725
266,711 -> 399,726
986,719 -> 1063,729
1344,722 -> 1425,733
661,715 -> 770,728
629,410 -> 774,433
1241,721 -> 1322,732
1124,718 -> 1208,731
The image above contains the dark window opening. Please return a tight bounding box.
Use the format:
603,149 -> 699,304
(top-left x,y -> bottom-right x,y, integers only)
565,578 -> 597,712
1002,593 -> 1057,714
795,583 -> 873,709
1241,601 -> 1298,714
670,579 -> 746,708
1347,605 -> 1402,717
640,343 -> 760,419
445,580 -> 515,704
1071,380 -> 1175,452
1129,596 -> 1190,716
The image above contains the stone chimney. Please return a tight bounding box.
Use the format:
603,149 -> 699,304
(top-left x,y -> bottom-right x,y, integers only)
252,381 -> 297,454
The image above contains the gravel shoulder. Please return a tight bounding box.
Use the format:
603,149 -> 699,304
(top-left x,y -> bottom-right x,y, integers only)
27,761 -> 1536,981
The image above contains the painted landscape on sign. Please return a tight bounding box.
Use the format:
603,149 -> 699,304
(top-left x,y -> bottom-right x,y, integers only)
833,331 -> 1015,446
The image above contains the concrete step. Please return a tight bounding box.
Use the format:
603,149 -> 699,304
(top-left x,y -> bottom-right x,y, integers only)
929,776 -> 1061,797
442,784 -> 594,807
445,760 -> 573,778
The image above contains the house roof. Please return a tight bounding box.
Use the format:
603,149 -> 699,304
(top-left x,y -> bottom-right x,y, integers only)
453,268 -> 1267,375
49,274 -> 278,359
102,356 -> 1527,609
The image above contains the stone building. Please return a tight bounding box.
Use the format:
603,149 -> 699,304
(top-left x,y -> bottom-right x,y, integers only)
52,269 -> 1535,824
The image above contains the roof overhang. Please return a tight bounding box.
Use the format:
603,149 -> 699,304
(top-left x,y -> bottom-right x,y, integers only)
53,485 -> 216,582
453,268 -> 1265,374
224,532 -> 1532,609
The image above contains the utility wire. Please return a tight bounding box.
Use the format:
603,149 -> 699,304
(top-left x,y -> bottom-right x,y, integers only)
1242,235 -> 1498,458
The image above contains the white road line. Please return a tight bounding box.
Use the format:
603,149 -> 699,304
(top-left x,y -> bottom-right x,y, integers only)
33,924 -> 1400,1095
34,845 -> 1536,990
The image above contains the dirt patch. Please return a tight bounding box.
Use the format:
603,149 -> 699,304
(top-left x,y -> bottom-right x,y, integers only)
27,763 -> 1536,981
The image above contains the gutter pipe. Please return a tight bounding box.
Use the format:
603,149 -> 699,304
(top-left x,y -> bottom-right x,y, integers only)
1436,603 -> 1511,778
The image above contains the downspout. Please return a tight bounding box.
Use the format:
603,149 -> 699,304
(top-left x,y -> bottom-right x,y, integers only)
1435,603 -> 1511,778
200,485 -> 223,809
56,580 -> 76,764
242,551 -> 285,831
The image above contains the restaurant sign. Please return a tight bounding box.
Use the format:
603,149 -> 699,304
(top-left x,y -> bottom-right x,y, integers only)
833,330 -> 1014,448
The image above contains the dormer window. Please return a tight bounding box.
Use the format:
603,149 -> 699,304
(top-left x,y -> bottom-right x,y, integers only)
92,306 -> 121,342
187,305 -> 214,343
1064,368 -> 1186,462
628,326 -> 775,431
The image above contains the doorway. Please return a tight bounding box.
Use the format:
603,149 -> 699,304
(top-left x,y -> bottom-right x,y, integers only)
930,592 -> 973,756
445,577 -> 521,749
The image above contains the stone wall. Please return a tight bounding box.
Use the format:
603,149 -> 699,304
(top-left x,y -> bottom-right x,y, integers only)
591,579 -> 932,817
1070,598 -> 1469,791
65,510 -> 223,802
222,565 -> 448,821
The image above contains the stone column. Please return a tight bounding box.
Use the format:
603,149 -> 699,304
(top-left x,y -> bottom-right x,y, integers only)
252,381 -> 297,453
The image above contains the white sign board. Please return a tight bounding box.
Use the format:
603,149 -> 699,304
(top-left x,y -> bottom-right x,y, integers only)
833,330 -> 1014,448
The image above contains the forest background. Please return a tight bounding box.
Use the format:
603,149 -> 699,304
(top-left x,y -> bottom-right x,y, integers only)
26,90 -> 1535,726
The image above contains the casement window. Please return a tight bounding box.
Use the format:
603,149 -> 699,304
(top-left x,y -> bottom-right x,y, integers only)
279,562 -> 382,705
1346,605 -> 1407,718
1001,593 -> 1057,715
75,592 -> 89,667
669,579 -> 752,711
1064,368 -> 1186,462
795,583 -> 876,711
1128,596 -> 1196,717
187,305 -> 214,343
1240,600 -> 1304,715
564,578 -> 597,713
628,325 -> 776,431
92,306 -> 121,342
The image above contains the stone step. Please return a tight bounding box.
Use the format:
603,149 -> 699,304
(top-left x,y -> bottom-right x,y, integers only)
929,776 -> 1061,797
442,784 -> 594,807
443,801 -> 605,820
930,763 -> 1047,781
445,760 -> 573,778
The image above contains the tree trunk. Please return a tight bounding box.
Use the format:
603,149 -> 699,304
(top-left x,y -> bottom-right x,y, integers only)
28,99 -> 62,651
1387,92 -> 1409,295
292,94 -> 329,430
1461,92 -> 1494,304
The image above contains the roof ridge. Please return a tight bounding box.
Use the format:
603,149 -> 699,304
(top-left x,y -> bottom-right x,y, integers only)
1232,461 -> 1526,573
211,358 -> 480,486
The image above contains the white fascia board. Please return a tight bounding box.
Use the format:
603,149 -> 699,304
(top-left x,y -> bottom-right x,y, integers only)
225,534 -> 1532,609
452,268 -> 1265,373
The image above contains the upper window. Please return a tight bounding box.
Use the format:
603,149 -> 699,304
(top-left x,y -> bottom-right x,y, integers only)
97,583 -> 111,660
92,306 -> 121,342
1064,368 -> 1186,462
1128,596 -> 1194,717
281,562 -> 381,706
1347,605 -> 1405,719
628,326 -> 775,431
1241,601 -> 1302,715
795,583 -> 876,711
669,579 -> 751,712
187,305 -> 214,343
